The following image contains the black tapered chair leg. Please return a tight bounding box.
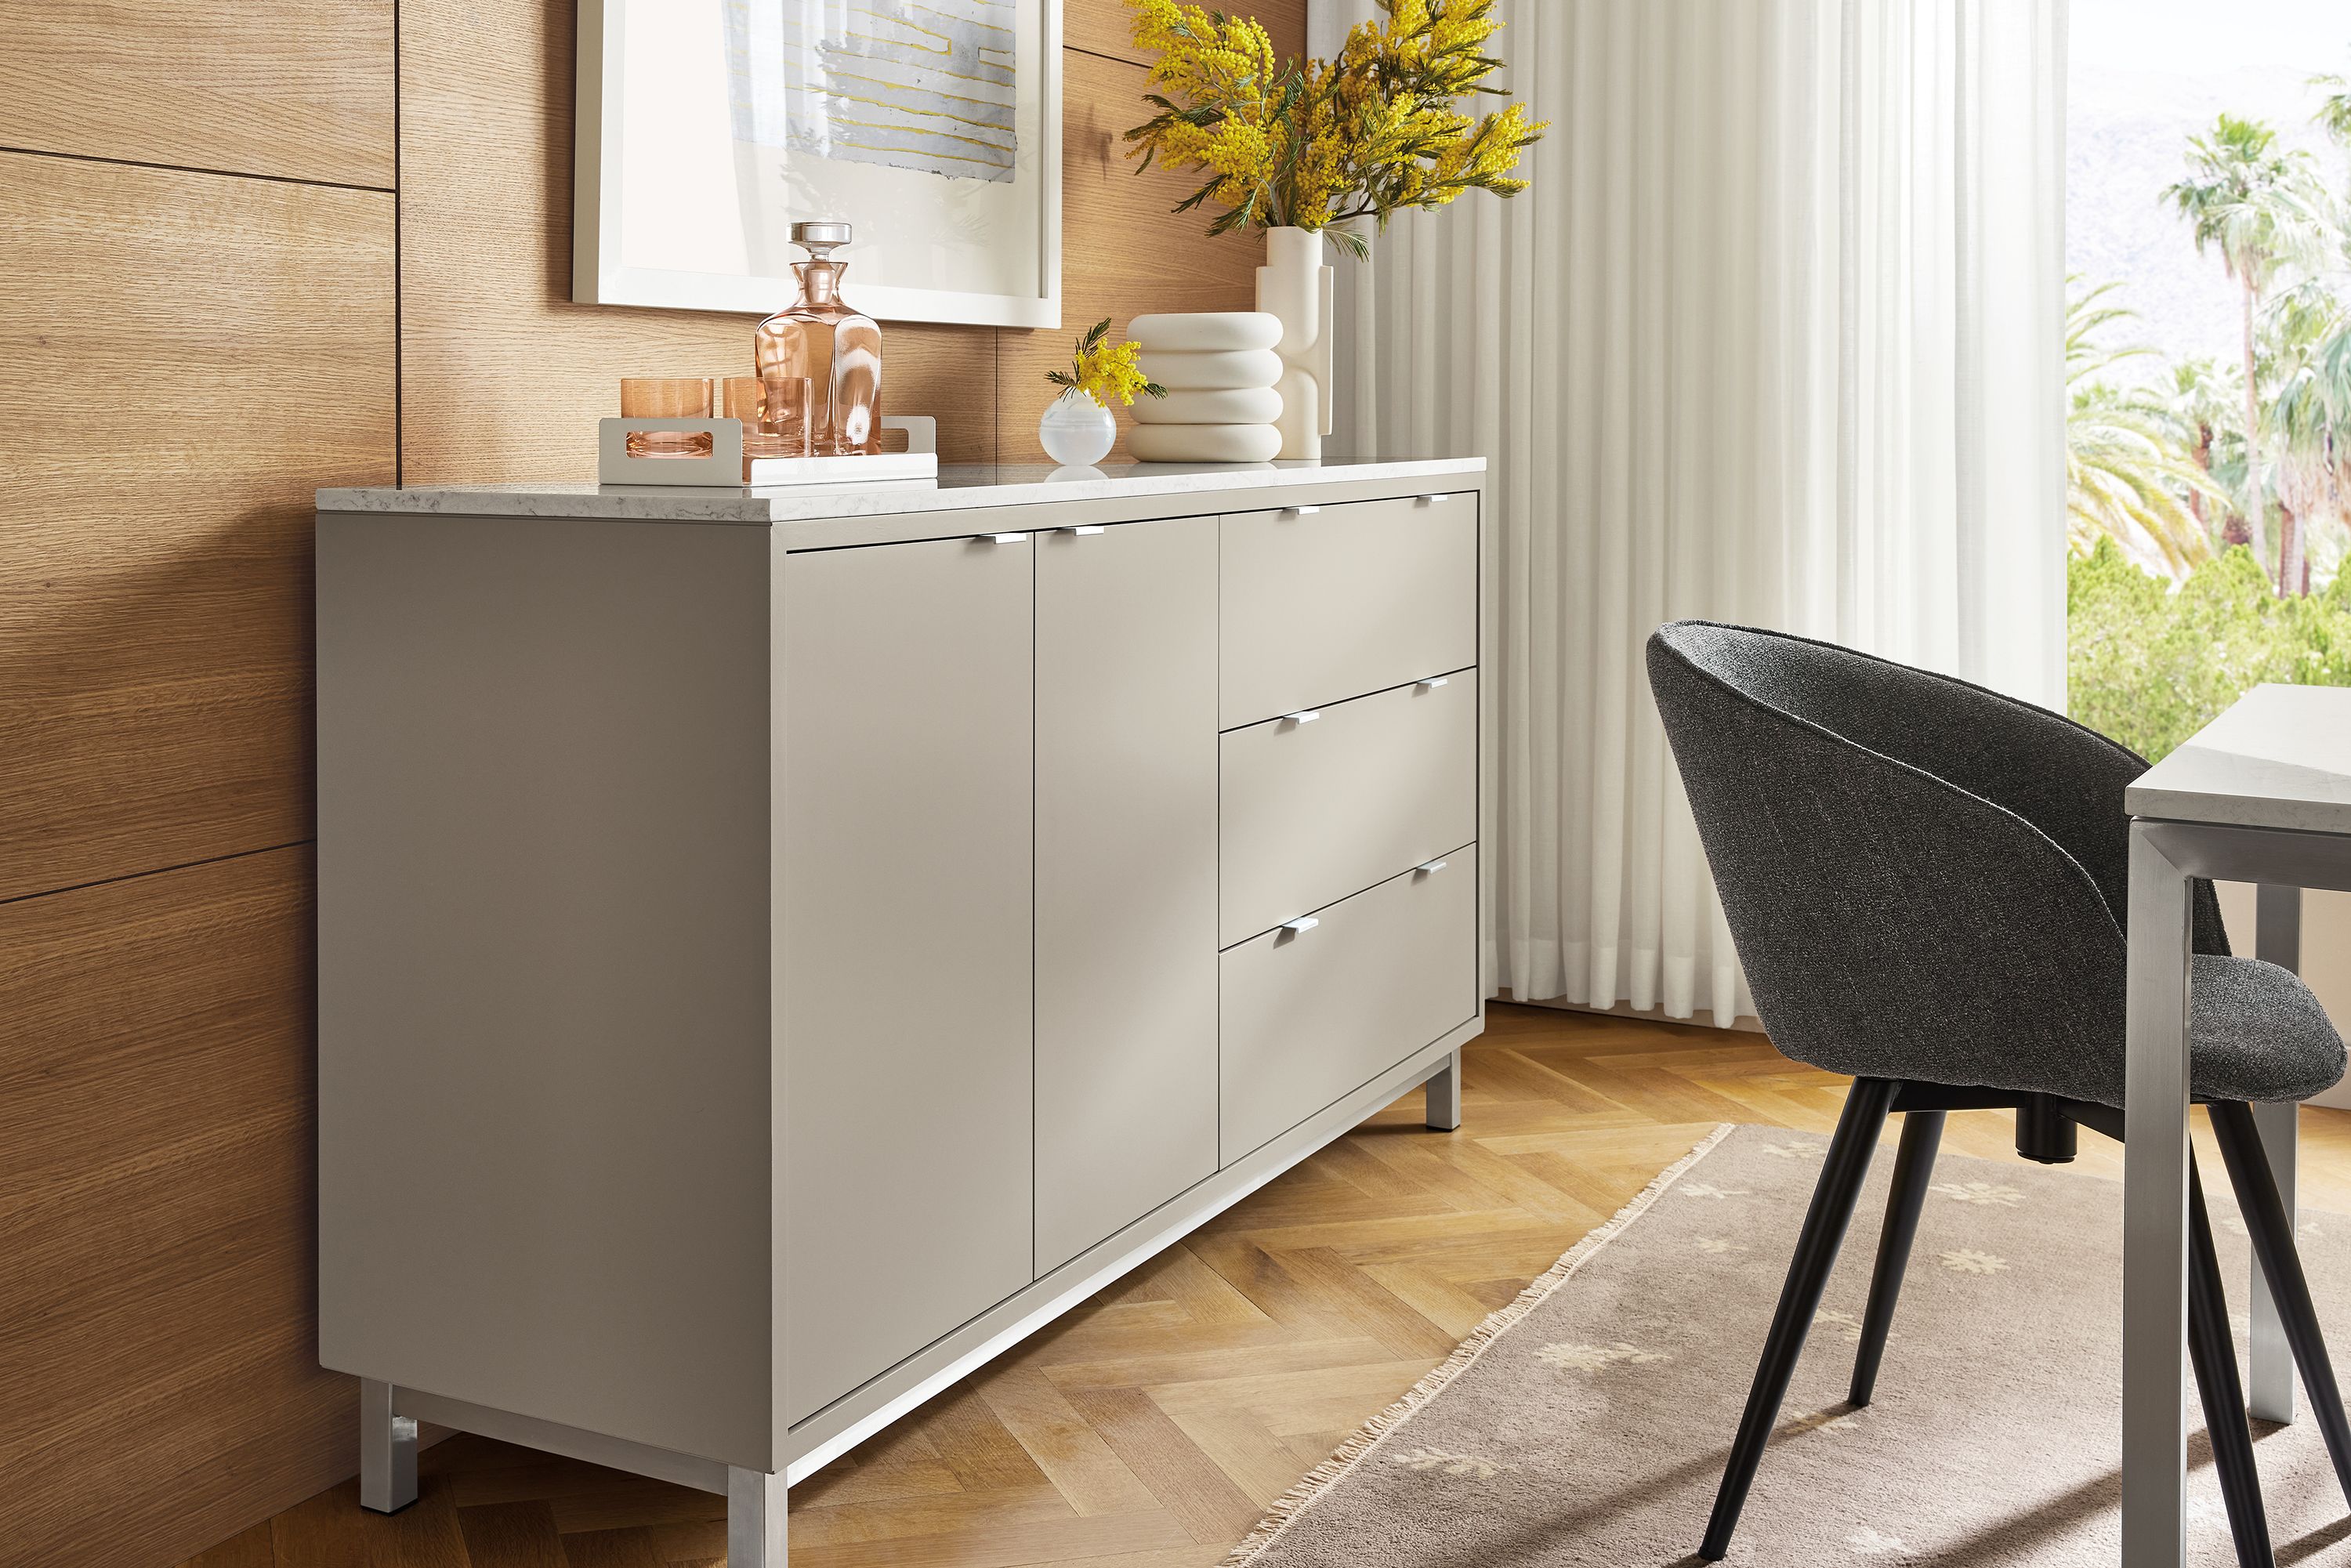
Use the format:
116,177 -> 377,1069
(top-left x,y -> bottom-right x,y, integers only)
2189,1157 -> 2276,1568
1697,1077 -> 1898,1563
1849,1109 -> 1944,1405
2211,1099 -> 2351,1510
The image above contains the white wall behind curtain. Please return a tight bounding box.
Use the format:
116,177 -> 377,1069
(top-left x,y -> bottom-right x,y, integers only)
1308,0 -> 2068,1022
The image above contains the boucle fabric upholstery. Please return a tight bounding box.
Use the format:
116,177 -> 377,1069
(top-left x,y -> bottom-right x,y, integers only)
1645,621 -> 2343,1106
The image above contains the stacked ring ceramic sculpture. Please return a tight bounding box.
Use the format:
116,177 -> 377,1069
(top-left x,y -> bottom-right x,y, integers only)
1125,313 -> 1285,463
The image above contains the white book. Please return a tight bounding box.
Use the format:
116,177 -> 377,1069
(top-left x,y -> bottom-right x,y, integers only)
744,451 -> 938,486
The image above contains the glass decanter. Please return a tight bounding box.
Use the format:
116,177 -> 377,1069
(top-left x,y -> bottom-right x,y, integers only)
754,221 -> 883,457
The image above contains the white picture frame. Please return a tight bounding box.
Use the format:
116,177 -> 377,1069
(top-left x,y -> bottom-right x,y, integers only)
574,0 -> 1063,328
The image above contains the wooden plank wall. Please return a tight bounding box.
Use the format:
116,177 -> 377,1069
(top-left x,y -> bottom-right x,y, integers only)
0,2 -> 1299,1564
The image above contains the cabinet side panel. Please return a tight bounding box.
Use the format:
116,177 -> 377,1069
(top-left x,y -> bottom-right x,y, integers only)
781,538 -> 1036,1426
1034,518 -> 1219,1273
317,514 -> 774,1468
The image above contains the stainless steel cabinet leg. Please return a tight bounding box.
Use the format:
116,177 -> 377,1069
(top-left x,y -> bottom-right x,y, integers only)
2252,884 -> 2304,1424
1425,1049 -> 1462,1132
729,1465 -> 788,1566
359,1378 -> 418,1513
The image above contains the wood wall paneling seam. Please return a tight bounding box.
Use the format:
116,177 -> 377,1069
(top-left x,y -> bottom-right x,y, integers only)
0,838 -> 317,911
0,143 -> 396,195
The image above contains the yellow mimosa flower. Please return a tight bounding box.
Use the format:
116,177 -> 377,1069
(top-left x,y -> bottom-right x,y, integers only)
1121,0 -> 1547,251
1046,320 -> 1170,409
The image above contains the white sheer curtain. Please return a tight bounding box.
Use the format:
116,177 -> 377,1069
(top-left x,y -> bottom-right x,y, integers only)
1309,0 -> 2069,1022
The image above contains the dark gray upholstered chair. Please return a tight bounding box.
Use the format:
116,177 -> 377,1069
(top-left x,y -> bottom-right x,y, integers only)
1646,620 -> 2351,1567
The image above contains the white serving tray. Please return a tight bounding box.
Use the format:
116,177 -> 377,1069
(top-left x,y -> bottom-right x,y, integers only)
598,416 -> 938,487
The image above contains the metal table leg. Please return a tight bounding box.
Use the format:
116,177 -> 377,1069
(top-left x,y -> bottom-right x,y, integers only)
2125,822 -> 2196,1566
2251,883 -> 2305,1424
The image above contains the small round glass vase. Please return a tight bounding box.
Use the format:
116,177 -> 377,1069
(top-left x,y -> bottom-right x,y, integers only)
1039,389 -> 1116,467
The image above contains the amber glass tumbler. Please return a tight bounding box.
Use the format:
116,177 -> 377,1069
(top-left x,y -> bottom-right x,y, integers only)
619,378 -> 715,458
723,375 -> 813,462
752,375 -> 814,460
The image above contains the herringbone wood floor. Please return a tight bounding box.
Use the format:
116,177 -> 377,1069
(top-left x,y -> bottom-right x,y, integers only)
186,1004 -> 2351,1568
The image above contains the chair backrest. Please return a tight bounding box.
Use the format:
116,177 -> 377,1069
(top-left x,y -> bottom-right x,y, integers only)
1645,620 -> 2226,1102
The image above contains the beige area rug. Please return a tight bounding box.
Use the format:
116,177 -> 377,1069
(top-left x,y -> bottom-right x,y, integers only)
1229,1124 -> 2351,1566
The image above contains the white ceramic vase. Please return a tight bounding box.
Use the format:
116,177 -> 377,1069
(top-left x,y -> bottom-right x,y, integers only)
1125,311 -> 1285,465
1038,389 -> 1117,467
1255,226 -> 1335,461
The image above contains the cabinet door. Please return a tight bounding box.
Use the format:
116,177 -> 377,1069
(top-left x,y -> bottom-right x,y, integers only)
1035,517 -> 1219,1271
781,535 -> 1034,1426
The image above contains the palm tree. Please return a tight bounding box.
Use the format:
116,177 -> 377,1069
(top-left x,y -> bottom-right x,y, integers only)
2317,66 -> 2351,161
2270,283 -> 2351,594
2160,357 -> 2244,542
2164,114 -> 2333,592
2067,282 -> 2226,579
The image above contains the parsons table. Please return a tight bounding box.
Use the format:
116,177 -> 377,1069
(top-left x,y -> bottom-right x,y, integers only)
2124,683 -> 2351,1563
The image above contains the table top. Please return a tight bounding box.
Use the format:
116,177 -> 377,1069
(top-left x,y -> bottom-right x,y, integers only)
316,457 -> 1485,524
2125,683 -> 2351,835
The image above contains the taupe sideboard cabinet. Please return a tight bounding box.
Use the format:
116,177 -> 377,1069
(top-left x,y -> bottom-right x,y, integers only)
315,460 -> 1488,1563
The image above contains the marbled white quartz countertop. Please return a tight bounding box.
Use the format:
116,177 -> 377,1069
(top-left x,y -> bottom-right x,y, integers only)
317,458 -> 1486,525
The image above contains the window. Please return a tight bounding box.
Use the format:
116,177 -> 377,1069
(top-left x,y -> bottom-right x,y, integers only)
2067,0 -> 2351,759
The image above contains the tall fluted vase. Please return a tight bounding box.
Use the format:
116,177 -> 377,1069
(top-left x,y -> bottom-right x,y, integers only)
1256,226 -> 1334,461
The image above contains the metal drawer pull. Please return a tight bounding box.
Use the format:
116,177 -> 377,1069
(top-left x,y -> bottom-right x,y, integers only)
1281,916 -> 1320,934
1282,709 -> 1321,725
1072,524 -> 1106,535
987,532 -> 1031,544
1416,492 -> 1453,504
1281,505 -> 1322,517
1416,676 -> 1450,690
1417,859 -> 1449,875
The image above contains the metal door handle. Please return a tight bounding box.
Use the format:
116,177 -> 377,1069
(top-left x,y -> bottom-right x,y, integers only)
1281,917 -> 1320,934
985,532 -> 1031,544
1283,710 -> 1321,725
1415,676 -> 1450,690
1416,859 -> 1449,875
1281,505 -> 1321,517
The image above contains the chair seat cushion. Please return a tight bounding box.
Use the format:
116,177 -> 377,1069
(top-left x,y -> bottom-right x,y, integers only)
2187,956 -> 2347,1104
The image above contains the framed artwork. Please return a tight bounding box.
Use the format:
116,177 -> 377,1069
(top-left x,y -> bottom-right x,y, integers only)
575,0 -> 1062,328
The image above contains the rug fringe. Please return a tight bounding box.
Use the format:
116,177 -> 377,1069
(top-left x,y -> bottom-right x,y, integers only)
1218,1121 -> 1741,1567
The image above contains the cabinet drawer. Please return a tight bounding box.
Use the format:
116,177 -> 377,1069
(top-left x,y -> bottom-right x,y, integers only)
1220,493 -> 1476,727
1220,671 -> 1475,947
1219,849 -> 1476,1164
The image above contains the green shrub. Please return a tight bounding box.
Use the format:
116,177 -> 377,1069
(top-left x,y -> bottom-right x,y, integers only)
2067,539 -> 2351,761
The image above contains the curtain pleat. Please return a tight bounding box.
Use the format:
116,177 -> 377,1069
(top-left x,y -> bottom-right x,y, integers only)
1320,0 -> 2065,1022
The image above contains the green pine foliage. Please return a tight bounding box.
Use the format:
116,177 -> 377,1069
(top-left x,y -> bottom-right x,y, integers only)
2068,538 -> 2351,760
